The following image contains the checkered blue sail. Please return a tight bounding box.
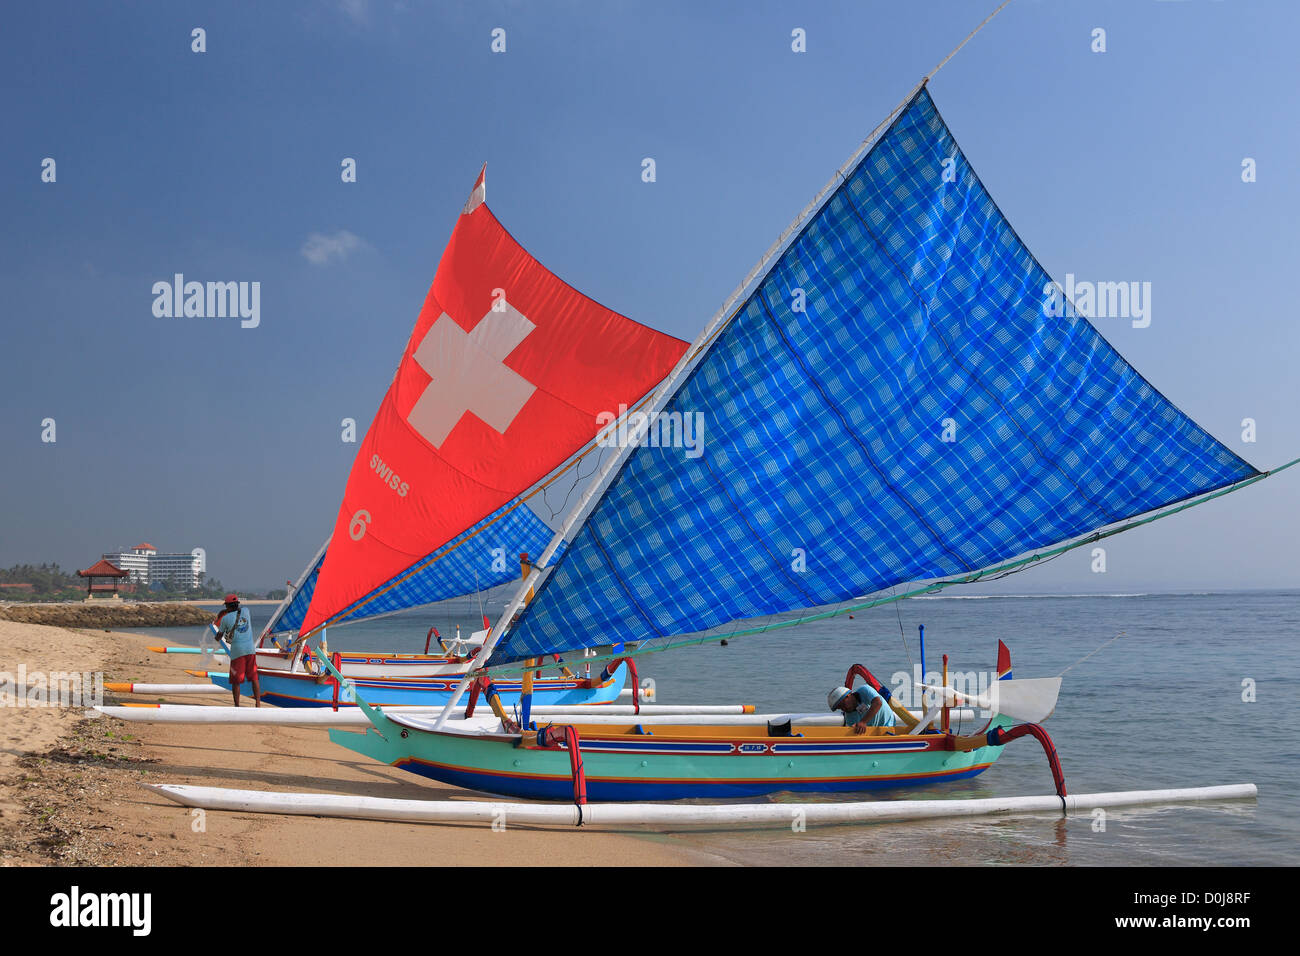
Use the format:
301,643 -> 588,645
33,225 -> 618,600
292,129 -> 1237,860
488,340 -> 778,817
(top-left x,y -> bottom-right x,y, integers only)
490,88 -> 1258,665
266,498 -> 560,635
265,550 -> 324,636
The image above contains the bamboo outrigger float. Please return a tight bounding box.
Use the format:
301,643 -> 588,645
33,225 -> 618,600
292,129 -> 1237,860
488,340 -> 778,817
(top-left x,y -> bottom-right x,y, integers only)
146,783 -> 1258,831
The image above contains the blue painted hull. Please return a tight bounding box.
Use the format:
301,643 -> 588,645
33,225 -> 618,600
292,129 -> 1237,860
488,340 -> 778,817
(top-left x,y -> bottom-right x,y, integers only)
392,756 -> 995,801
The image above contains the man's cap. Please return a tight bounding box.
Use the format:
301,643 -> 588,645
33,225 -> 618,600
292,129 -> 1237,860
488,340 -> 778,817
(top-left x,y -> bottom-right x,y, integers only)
827,686 -> 853,710
223,593 -> 239,604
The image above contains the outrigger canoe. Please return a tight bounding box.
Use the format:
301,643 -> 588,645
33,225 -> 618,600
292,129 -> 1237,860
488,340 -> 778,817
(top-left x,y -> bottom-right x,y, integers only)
327,645 -> 1064,801
329,708 -> 1017,800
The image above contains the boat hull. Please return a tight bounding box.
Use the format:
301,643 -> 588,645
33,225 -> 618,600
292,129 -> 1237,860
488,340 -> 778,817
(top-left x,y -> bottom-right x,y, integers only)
211,663 -> 627,709
329,711 -> 1010,801
252,649 -> 472,679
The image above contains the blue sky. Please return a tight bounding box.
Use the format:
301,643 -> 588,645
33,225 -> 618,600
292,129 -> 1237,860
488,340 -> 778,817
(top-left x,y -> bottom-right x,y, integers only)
2,0 -> 1298,592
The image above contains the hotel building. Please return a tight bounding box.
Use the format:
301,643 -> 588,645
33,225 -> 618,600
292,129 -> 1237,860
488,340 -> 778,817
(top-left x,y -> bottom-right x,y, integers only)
102,543 -> 204,590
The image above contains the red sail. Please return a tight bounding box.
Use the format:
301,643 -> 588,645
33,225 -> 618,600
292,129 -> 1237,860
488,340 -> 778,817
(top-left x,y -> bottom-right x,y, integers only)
300,168 -> 687,637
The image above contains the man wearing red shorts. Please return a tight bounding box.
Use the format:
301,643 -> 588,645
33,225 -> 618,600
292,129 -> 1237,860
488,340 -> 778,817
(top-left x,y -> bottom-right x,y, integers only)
212,593 -> 261,707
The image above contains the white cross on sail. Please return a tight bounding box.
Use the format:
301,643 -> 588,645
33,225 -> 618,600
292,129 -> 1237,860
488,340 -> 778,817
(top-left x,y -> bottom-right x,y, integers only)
406,306 -> 538,448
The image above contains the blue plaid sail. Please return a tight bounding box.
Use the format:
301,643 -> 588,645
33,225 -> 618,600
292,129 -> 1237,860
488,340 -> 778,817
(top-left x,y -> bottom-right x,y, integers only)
266,550 -> 324,635
491,88 -> 1257,665
266,498 -> 560,634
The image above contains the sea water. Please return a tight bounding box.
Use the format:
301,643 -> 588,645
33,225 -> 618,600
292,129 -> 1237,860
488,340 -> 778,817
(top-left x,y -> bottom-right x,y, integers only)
150,590 -> 1300,866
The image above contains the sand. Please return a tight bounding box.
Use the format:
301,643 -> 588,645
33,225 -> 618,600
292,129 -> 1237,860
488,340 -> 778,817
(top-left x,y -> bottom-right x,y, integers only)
0,620 -> 726,866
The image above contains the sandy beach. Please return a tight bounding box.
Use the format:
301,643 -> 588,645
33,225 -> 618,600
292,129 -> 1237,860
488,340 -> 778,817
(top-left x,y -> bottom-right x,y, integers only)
0,620 -> 725,866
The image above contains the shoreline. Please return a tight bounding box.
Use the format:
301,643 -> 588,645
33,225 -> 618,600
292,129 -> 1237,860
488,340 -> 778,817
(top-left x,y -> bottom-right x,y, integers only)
0,620 -> 728,866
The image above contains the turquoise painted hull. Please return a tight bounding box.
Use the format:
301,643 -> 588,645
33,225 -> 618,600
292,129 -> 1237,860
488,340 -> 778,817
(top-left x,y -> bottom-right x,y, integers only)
210,662 -> 627,709
329,710 -> 1013,801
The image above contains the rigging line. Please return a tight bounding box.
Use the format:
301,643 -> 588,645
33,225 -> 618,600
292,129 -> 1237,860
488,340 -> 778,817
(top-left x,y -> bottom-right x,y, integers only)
982,546 -> 1069,581
924,0 -> 1014,84
473,566 -> 486,629
1058,631 -> 1125,678
543,438 -> 600,521
552,441 -> 603,524
522,389 -> 658,502
893,585 -> 913,668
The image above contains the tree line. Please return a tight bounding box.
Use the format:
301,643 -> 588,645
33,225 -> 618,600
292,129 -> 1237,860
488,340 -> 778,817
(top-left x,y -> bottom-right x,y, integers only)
0,563 -> 286,601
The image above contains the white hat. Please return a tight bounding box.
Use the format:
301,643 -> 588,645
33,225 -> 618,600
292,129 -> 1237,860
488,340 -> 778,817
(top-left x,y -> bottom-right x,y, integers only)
827,686 -> 853,710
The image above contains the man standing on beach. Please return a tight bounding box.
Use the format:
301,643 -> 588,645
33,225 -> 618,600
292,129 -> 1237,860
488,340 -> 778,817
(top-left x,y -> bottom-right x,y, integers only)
212,593 -> 260,707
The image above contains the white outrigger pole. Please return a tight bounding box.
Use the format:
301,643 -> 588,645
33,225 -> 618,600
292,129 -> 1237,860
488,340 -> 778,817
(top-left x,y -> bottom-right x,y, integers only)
146,782 -> 1257,831
94,703 -> 788,725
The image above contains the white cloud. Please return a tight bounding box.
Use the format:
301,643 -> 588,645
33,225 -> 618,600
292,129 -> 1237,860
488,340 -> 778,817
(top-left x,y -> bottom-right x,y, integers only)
338,0 -> 370,25
301,230 -> 364,266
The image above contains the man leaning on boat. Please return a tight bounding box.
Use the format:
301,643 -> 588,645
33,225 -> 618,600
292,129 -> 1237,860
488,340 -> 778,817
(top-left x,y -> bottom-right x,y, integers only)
828,685 -> 898,734
212,593 -> 261,707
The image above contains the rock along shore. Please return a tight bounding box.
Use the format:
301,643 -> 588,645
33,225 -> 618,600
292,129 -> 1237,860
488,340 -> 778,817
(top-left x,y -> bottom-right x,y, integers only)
0,602 -> 214,628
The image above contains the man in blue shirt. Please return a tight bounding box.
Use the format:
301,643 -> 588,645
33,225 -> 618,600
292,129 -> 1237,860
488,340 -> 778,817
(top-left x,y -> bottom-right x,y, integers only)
828,684 -> 898,734
212,593 -> 260,706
